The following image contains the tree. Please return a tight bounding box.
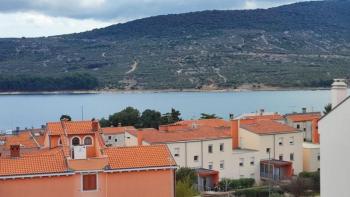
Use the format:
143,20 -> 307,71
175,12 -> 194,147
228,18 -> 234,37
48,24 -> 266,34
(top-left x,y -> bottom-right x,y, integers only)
139,109 -> 162,129
281,177 -> 311,197
176,179 -> 197,197
323,103 -> 332,115
99,118 -> 111,127
200,113 -> 222,119
60,114 -> 72,121
161,108 -> 182,124
109,107 -> 140,126
176,167 -> 197,185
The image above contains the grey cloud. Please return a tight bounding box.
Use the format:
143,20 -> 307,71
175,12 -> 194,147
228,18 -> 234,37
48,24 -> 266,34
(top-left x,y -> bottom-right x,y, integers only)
0,0 -> 305,20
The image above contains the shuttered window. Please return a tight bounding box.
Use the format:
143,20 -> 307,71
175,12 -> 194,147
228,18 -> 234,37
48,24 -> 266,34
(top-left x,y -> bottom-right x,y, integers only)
82,174 -> 97,191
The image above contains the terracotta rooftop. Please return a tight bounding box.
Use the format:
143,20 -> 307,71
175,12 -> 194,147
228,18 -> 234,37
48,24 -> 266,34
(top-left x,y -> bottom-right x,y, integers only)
241,120 -> 299,135
2,132 -> 41,150
243,114 -> 284,121
47,120 -> 98,135
285,113 -> 321,122
128,125 -> 231,144
101,126 -> 136,134
105,145 -> 176,170
175,119 -> 231,127
0,148 -> 68,176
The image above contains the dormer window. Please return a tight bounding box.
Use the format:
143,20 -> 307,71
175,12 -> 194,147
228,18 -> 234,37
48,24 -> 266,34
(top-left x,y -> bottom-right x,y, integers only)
84,136 -> 93,146
72,137 -> 80,146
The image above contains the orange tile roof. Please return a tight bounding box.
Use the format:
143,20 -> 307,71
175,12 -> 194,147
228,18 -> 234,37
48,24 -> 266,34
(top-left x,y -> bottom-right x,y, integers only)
101,126 -> 136,134
104,145 -> 176,169
285,113 -> 321,122
0,148 -> 68,176
3,132 -> 40,149
243,114 -> 284,121
241,120 -> 298,135
47,121 -> 97,135
175,119 -> 231,127
128,125 -> 231,144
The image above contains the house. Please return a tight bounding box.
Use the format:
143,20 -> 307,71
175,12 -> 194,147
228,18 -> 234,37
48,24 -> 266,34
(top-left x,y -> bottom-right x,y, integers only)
0,120 -> 176,197
125,119 -> 260,190
101,126 -> 136,147
239,119 -> 304,180
319,79 -> 349,197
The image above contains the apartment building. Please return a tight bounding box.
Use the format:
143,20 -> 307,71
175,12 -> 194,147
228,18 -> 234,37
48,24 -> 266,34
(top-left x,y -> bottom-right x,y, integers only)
239,119 -> 304,180
125,119 -> 260,189
0,120 -> 176,197
319,79 -> 349,197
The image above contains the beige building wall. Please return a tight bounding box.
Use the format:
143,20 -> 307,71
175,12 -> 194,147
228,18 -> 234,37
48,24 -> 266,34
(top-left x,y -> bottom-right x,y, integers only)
239,128 -> 304,175
302,143 -> 320,172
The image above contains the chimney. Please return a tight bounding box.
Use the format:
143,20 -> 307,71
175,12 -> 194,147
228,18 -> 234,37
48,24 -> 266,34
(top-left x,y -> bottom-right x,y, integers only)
10,145 -> 20,158
312,118 -> 320,144
137,131 -> 143,146
331,79 -> 348,108
231,120 -> 239,149
92,120 -> 99,132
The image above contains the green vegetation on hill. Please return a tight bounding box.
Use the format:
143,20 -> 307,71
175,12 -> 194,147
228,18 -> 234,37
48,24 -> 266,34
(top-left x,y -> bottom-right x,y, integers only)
1,1 -> 350,91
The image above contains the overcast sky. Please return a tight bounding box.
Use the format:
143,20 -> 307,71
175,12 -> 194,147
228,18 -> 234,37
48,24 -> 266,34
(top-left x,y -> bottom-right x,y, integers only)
0,0 -> 307,38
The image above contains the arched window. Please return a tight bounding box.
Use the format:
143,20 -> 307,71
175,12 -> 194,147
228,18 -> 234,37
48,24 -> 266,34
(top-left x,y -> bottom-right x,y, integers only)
72,137 -> 80,146
84,136 -> 93,146
58,138 -> 62,146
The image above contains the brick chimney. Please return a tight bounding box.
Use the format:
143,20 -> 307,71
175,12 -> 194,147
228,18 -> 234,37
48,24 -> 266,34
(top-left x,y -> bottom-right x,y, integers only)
92,120 -> 99,132
10,145 -> 20,158
312,118 -> 320,144
137,131 -> 143,146
231,120 -> 239,149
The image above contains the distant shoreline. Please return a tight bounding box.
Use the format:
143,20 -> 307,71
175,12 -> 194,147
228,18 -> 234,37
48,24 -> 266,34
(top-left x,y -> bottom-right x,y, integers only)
0,87 -> 331,95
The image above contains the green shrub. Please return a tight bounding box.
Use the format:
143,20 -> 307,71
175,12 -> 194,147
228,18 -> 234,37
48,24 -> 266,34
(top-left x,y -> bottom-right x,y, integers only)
176,179 -> 198,197
176,167 -> 197,186
219,178 -> 255,190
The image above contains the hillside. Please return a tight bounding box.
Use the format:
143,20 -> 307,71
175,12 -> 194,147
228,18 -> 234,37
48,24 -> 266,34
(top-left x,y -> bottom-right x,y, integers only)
1,0 -> 350,91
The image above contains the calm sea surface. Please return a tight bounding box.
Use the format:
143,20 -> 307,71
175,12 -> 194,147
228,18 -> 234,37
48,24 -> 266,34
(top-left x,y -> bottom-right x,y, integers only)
0,90 -> 332,130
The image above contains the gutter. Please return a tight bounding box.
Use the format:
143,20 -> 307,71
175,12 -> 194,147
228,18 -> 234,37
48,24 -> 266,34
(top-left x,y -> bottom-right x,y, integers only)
0,172 -> 75,180
104,166 -> 177,173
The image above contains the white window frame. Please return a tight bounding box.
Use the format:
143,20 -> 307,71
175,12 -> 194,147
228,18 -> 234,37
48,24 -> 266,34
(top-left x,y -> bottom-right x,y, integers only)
239,158 -> 244,167
250,157 -> 255,166
208,144 -> 213,153
208,162 -> 213,170
278,137 -> 284,146
219,143 -> 224,152
108,136 -> 112,140
83,135 -> 94,146
81,173 -> 98,192
71,136 -> 82,146
194,155 -> 199,162
174,147 -> 180,157
220,160 -> 225,170
290,153 -> 294,161
289,136 -> 294,145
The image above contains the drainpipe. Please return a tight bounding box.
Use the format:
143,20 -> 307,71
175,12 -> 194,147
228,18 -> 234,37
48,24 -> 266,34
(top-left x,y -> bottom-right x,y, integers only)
185,142 -> 188,167
201,140 -> 204,168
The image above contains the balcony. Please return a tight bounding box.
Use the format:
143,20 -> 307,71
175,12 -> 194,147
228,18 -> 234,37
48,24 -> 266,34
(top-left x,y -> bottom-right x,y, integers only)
67,156 -> 108,171
260,160 -> 293,181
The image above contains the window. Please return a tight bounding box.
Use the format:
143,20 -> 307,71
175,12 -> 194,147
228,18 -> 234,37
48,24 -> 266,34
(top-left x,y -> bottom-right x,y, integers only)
84,136 -> 93,146
58,138 -> 62,146
278,137 -> 284,146
266,148 -> 270,153
82,174 -> 97,191
303,128 -> 306,132
208,145 -> 213,153
108,136 -> 112,140
296,124 -> 300,129
220,160 -> 225,169
174,148 -> 180,157
279,154 -> 283,161
290,153 -> 294,161
317,154 -> 320,161
114,138 -> 118,142
194,155 -> 199,162
208,162 -> 213,170
250,157 -> 255,166
239,158 -> 244,167
72,137 -> 80,146
289,137 -> 294,145
220,143 -> 224,152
